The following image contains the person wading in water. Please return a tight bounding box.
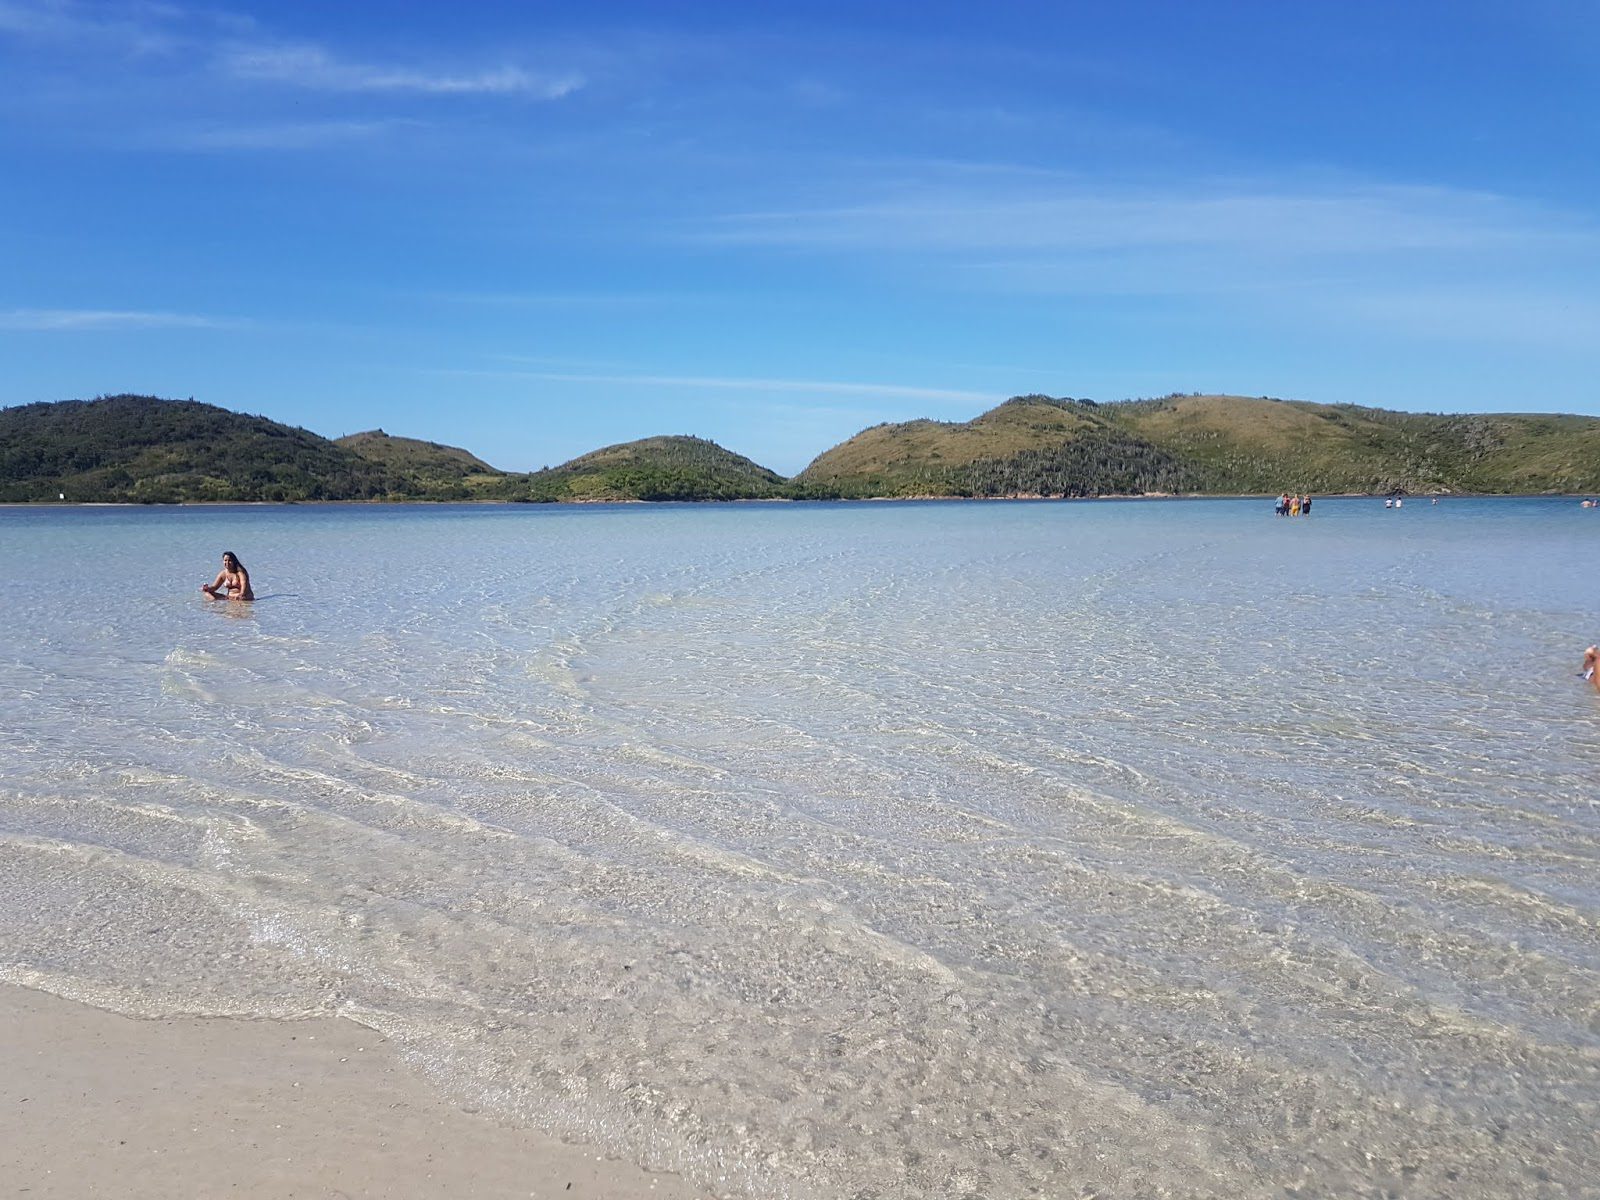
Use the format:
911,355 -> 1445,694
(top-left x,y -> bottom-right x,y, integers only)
201,551 -> 254,601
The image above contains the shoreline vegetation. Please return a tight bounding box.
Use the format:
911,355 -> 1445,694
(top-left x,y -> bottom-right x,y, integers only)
4,392 -> 1600,504
8,489 -> 1600,510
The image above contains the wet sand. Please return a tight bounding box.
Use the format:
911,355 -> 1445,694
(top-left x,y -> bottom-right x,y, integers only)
0,984 -> 712,1200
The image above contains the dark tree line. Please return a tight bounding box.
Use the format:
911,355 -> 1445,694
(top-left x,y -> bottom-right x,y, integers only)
961,426 -> 1200,496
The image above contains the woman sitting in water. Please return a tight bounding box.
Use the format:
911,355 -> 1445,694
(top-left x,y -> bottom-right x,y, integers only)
201,551 -> 254,601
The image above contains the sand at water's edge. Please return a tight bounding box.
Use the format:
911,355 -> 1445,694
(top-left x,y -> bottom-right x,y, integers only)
0,983 -> 714,1200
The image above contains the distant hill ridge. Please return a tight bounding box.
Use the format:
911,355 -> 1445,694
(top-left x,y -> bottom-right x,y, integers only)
0,395 -> 396,503
4,392 -> 1599,502
799,393 -> 1600,497
524,434 -> 788,502
335,429 -> 502,478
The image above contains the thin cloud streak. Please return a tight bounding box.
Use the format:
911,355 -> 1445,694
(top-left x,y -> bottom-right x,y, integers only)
427,291 -> 678,308
150,118 -> 420,151
700,180 -> 1597,259
0,0 -> 259,57
690,168 -> 1600,350
0,308 -> 242,331
1334,287 -> 1600,349
0,0 -> 189,51
446,366 -> 994,405
222,43 -> 582,97
1,3 -> 583,99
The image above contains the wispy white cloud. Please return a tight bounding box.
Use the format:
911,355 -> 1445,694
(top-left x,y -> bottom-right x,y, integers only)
1334,287 -> 1600,350
220,42 -> 581,97
700,177 -> 1595,260
450,366 -> 994,405
0,0 -> 248,55
1,2 -> 582,99
0,0 -> 87,38
689,165 -> 1600,351
0,308 -> 241,330
427,291 -> 675,308
148,117 -> 422,150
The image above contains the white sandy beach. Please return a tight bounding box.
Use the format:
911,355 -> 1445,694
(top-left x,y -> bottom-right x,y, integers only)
0,984 -> 711,1200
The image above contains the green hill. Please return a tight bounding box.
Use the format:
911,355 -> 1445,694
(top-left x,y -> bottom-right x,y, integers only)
8,392 -> 1600,505
517,435 -> 789,502
336,429 -> 501,477
799,394 -> 1600,497
1115,394 -> 1600,494
335,429 -> 505,499
0,395 -> 402,502
0,398 -> 790,504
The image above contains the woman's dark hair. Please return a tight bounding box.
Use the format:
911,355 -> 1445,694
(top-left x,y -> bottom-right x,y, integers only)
222,551 -> 245,571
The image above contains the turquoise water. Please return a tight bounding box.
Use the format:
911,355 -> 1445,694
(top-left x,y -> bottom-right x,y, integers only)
1,498 -> 1596,1198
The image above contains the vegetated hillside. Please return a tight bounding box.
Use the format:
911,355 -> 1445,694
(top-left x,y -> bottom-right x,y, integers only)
794,397 -> 1096,496
517,435 -> 789,502
1115,395 -> 1600,494
336,429 -> 505,499
11,392 -> 1599,506
336,429 -> 501,476
798,396 -> 1197,497
800,394 -> 1600,497
0,395 -> 405,502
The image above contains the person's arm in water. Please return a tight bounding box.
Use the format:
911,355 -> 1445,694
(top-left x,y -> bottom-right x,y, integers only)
201,569 -> 228,597
1583,646 -> 1600,690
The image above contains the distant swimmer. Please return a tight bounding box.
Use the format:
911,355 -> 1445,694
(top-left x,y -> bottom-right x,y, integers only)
201,551 -> 254,601
1583,646 -> 1600,694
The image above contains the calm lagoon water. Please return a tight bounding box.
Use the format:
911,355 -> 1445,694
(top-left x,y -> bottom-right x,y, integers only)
1,497 -> 1597,1198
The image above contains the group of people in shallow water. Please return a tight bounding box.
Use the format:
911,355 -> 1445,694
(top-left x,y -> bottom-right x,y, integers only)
1274,493 -> 1312,516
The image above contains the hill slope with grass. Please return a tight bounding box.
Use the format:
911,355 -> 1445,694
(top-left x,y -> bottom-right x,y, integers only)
799,394 -> 1600,497
516,435 -> 789,502
335,429 -> 501,477
1114,394 -> 1600,494
335,429 -> 505,499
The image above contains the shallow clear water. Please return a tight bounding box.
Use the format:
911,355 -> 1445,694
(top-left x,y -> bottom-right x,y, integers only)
1,498 -> 1596,1199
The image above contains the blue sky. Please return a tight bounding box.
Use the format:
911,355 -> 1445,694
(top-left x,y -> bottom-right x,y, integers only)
3,0 -> 1597,474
